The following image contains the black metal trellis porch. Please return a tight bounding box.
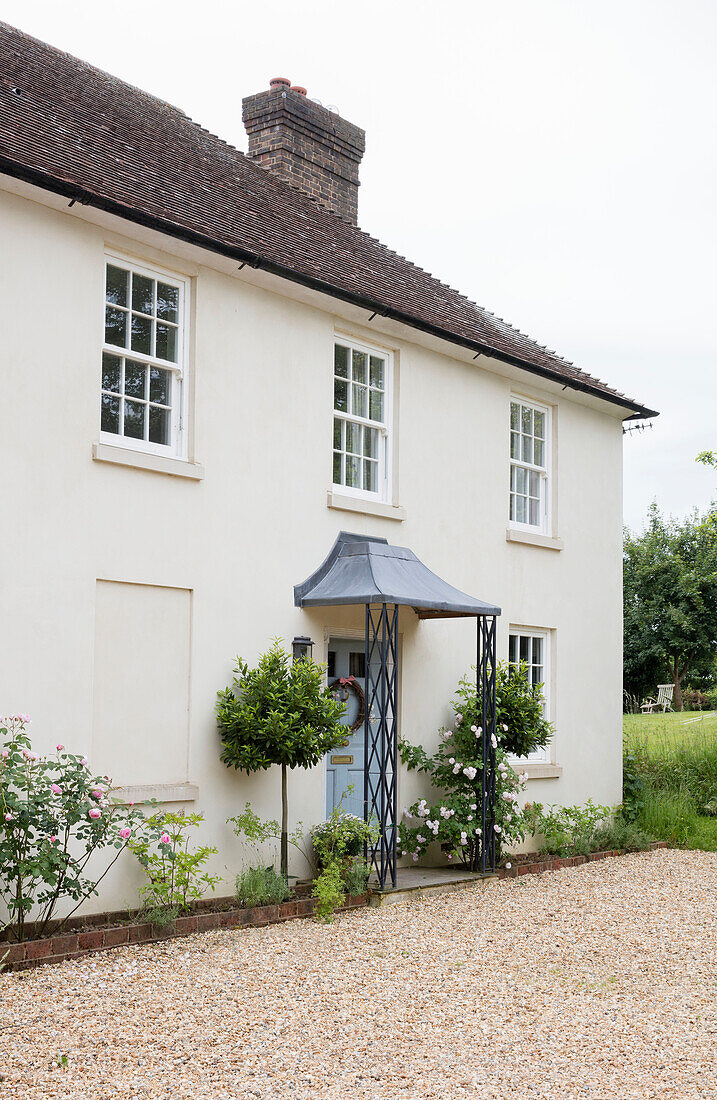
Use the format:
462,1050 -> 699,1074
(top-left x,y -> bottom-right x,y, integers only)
294,531 -> 501,888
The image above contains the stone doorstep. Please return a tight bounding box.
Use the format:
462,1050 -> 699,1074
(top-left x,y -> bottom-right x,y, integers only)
2,893 -> 369,973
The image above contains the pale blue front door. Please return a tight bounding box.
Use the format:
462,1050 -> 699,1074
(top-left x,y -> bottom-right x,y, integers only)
326,639 -> 366,818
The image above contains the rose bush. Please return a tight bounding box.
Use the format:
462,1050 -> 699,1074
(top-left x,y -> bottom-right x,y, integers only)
0,715 -> 151,941
398,662 -> 552,867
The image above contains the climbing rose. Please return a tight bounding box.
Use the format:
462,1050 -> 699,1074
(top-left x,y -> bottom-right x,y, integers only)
1,750 -> 8,758
4,813 -> 12,821
56,744 -> 64,751
91,789 -> 104,800
119,826 -> 131,840
89,807 -> 101,819
159,832 -> 171,844
51,783 -> 63,795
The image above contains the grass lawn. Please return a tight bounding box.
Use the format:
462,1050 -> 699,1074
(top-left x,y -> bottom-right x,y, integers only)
624,709 -> 717,850
624,707 -> 717,748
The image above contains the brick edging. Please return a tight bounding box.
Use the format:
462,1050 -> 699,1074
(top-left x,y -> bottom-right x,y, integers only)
497,840 -> 669,879
1,894 -> 369,972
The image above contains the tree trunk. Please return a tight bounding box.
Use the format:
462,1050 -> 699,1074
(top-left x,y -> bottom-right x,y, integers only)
280,763 -> 288,881
670,658 -> 687,712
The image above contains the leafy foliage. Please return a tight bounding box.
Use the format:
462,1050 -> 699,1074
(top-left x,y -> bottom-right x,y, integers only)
216,640 -> 346,774
129,811 -> 221,915
311,806 -> 378,868
623,504 -> 717,709
0,716 -> 149,942
228,803 -> 312,872
523,801 -> 612,857
398,663 -> 551,866
312,860 -> 346,923
235,865 -> 290,908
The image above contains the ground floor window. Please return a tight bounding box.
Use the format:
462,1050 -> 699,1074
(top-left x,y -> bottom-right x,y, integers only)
508,629 -> 551,764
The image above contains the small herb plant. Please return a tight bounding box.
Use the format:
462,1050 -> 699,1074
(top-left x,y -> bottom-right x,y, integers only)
0,715 -> 150,942
128,811 -> 221,918
235,865 -> 290,908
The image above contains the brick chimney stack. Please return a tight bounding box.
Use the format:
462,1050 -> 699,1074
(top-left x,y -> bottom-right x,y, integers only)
242,79 -> 366,224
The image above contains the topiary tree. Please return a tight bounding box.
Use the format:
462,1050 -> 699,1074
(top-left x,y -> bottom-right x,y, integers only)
216,640 -> 346,879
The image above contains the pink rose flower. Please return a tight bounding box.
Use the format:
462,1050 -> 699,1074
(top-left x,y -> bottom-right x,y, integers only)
1,750 -> 8,758
119,826 -> 131,840
56,744 -> 64,752
89,807 -> 101,819
4,813 -> 12,822
80,757 -> 89,766
18,714 -> 30,724
49,835 -> 58,844
51,783 -> 63,795
91,789 -> 104,800
159,832 -> 171,844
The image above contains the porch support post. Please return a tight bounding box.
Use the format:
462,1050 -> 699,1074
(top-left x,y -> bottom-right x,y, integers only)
364,601 -> 399,888
477,615 -> 498,873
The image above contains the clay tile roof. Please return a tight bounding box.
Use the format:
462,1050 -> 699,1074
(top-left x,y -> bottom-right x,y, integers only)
0,22 -> 656,418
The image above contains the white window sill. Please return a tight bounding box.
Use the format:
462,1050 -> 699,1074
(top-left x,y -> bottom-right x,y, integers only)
506,528 -> 563,551
510,762 -> 563,780
112,782 -> 199,805
93,443 -> 204,480
327,490 -> 406,522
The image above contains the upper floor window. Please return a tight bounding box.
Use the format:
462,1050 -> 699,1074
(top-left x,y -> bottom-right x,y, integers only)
509,398 -> 550,531
508,629 -> 551,763
332,338 -> 391,499
102,255 -> 188,456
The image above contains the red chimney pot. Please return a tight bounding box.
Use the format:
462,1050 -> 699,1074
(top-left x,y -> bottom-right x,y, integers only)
269,77 -> 291,89
291,85 -> 307,96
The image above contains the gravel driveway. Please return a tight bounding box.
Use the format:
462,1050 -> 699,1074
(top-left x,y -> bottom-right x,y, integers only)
1,849 -> 716,1099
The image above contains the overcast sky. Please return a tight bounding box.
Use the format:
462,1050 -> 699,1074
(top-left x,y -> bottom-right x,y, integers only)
4,0 -> 714,531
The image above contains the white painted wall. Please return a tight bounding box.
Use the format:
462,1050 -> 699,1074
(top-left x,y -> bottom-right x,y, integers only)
0,180 -> 625,912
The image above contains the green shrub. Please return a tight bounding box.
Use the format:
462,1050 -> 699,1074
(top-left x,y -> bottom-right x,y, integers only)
399,664 -> 550,866
312,860 -> 345,922
705,687 -> 717,711
235,865 -> 290,908
591,813 -> 654,852
0,716 -> 152,942
311,809 -> 377,867
524,801 -> 612,857
129,811 -> 221,914
343,859 -> 371,896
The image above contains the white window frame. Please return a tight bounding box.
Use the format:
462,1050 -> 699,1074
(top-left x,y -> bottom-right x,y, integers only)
507,628 -> 551,765
101,252 -> 190,460
332,335 -> 393,503
509,396 -> 551,535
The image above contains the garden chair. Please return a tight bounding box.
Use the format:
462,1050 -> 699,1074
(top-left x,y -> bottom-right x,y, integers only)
640,684 -> 674,714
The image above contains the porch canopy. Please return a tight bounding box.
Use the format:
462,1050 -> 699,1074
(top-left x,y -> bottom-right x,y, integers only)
294,532 -> 501,888
294,532 -> 500,619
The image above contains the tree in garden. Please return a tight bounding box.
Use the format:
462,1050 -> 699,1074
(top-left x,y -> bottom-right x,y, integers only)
623,503 -> 717,710
398,661 -> 552,866
216,640 -> 346,879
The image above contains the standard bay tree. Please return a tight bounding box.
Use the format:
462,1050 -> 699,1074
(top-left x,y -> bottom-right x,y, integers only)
216,640 -> 346,878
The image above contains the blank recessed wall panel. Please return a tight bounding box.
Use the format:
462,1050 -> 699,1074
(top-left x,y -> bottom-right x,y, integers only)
91,581 -> 191,786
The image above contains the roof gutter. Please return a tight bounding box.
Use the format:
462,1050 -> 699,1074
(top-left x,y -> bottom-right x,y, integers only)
0,158 -> 658,421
